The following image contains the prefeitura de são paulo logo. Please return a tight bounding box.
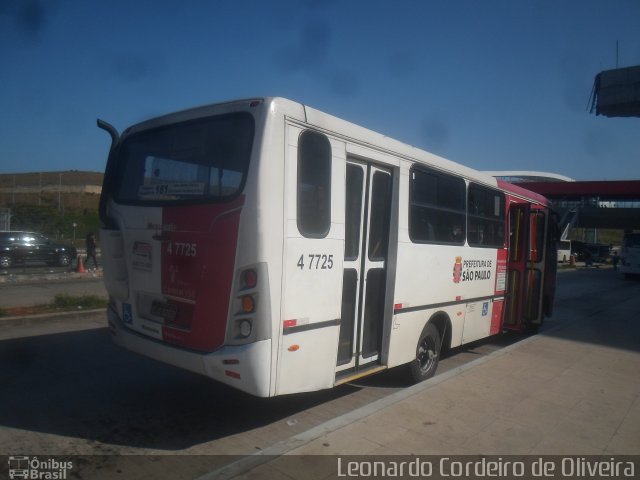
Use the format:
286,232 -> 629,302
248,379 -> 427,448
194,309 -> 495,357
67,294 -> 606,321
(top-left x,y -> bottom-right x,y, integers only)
453,256 -> 463,283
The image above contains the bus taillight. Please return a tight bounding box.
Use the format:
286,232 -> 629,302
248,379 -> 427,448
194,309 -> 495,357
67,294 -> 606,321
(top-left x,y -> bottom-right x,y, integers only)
241,295 -> 255,313
242,269 -> 258,289
228,317 -> 253,341
226,264 -> 270,346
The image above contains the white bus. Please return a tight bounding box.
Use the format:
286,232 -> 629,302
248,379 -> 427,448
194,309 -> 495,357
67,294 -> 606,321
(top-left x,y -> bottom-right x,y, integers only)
98,97 -> 557,397
621,232 -> 640,278
557,240 -> 571,263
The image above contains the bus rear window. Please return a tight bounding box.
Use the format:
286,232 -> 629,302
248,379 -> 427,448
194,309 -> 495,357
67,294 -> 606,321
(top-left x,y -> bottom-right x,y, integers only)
114,113 -> 254,203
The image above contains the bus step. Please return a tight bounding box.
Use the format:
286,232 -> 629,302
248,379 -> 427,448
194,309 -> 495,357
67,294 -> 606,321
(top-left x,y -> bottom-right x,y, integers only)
335,365 -> 387,386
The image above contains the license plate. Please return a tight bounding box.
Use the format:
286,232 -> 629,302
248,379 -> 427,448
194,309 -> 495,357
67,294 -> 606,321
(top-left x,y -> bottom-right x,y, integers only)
150,301 -> 177,323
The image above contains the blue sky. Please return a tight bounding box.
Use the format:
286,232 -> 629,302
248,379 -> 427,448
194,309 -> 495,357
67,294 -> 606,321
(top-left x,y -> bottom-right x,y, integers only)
1,0 -> 639,180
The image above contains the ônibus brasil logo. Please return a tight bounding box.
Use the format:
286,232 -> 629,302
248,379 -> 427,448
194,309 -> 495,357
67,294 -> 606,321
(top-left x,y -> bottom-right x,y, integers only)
8,456 -> 73,479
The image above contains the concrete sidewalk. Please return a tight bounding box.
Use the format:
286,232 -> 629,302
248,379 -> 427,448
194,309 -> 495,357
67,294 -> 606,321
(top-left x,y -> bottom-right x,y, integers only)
212,281 -> 640,480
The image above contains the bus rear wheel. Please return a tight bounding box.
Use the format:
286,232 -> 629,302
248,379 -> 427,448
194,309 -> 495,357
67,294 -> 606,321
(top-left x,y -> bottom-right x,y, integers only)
410,323 -> 441,383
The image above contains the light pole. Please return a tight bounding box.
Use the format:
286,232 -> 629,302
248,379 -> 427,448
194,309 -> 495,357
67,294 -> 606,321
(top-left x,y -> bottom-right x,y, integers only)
72,222 -> 77,245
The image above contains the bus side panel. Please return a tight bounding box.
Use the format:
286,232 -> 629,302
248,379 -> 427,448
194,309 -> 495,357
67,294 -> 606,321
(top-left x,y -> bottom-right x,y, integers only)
389,244 -> 459,368
490,301 -> 504,335
490,248 -> 508,334
461,301 -> 492,344
388,243 -> 498,367
459,247 -> 499,343
248,107 -> 287,397
387,306 -> 464,369
277,328 -> 340,395
276,237 -> 342,394
276,128 -> 345,395
108,204 -> 164,340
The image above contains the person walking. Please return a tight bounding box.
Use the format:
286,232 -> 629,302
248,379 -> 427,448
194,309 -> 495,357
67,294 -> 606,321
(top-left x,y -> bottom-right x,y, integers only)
85,232 -> 98,270
612,250 -> 620,271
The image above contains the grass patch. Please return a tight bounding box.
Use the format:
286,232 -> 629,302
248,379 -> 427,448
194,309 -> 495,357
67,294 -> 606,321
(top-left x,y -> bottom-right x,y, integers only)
0,294 -> 107,318
52,293 -> 107,309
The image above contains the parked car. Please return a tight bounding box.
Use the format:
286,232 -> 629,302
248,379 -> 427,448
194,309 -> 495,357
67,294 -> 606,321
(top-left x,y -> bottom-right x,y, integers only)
0,231 -> 77,268
576,243 -> 610,263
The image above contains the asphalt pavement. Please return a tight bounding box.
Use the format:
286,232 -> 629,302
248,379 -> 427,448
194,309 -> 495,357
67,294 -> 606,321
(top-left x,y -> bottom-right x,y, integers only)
0,264 -> 638,480
0,268 -> 106,310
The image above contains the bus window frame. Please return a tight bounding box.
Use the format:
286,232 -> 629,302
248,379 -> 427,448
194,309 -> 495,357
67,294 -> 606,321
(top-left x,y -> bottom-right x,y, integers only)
111,112 -> 255,207
408,165 -> 467,246
296,129 -> 332,239
467,183 -> 506,249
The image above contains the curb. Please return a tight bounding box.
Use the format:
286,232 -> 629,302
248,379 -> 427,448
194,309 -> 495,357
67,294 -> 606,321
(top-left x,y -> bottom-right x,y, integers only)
0,308 -> 106,329
199,313 -> 577,480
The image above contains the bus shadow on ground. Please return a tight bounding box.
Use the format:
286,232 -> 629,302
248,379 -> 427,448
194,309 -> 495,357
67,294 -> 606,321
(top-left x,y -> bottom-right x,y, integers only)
0,325 -> 533,453
350,330 -> 532,389
0,327 -> 359,452
2,270 -> 638,453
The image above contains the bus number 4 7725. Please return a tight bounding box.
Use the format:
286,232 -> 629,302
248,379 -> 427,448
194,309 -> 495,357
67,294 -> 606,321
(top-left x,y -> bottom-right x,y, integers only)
166,242 -> 197,257
297,254 -> 334,270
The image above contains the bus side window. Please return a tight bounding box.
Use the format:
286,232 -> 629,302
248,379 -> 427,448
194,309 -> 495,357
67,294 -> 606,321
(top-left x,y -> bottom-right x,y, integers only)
529,211 -> 546,262
409,167 -> 466,245
468,184 -> 505,248
297,130 -> 332,238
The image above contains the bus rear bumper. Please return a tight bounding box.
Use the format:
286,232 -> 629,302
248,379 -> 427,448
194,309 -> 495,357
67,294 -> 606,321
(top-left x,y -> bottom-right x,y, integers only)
107,306 -> 273,397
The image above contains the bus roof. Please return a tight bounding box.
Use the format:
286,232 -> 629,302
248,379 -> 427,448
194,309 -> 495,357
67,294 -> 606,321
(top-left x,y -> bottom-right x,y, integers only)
496,179 -> 551,206
282,97 -> 551,205
120,96 -> 552,205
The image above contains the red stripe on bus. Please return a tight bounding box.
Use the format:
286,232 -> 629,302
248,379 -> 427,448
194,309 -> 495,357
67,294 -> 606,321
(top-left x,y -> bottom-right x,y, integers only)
160,196 -> 245,352
491,245 -> 509,334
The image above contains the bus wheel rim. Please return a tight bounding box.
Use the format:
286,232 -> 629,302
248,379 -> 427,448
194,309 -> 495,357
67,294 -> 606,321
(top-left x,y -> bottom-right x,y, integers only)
418,337 -> 436,372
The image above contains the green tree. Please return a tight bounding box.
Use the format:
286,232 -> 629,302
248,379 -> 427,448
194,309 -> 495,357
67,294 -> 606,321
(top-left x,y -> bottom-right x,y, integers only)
8,204 -> 101,244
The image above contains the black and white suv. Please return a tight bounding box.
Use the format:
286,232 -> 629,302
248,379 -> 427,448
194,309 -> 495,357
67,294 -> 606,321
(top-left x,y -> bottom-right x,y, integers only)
0,231 -> 77,269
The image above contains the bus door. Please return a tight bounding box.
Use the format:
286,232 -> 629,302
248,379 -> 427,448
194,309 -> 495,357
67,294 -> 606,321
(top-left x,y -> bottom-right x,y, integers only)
504,203 -> 528,330
543,210 -> 558,317
504,203 -> 546,330
336,159 -> 393,376
525,207 -> 547,326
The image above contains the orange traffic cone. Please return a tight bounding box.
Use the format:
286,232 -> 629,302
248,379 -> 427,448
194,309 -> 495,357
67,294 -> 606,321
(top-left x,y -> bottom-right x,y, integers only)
76,255 -> 86,273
